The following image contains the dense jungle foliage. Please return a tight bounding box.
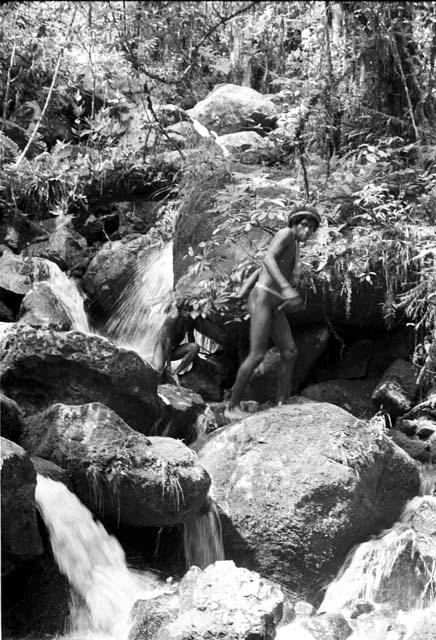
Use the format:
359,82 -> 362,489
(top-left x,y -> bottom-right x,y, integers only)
1,1 -> 435,378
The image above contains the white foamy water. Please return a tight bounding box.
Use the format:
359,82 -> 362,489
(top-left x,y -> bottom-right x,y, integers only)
319,495 -> 436,614
103,242 -> 173,360
43,261 -> 91,332
35,475 -> 166,640
183,498 -> 225,570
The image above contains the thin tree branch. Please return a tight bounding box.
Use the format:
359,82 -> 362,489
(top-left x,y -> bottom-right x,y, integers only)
188,1 -> 259,66
14,6 -> 78,167
387,8 -> 421,143
1,10 -> 18,131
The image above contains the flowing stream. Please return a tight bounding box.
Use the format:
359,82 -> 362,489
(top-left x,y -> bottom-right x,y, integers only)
277,472 -> 436,640
35,475 -> 166,639
43,261 -> 91,332
24,240 -> 436,640
35,474 -> 224,640
102,242 -> 173,361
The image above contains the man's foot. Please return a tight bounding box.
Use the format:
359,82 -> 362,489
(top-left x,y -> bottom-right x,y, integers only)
224,405 -> 249,421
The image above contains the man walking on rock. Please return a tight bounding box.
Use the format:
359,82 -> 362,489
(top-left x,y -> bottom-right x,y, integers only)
224,205 -> 321,420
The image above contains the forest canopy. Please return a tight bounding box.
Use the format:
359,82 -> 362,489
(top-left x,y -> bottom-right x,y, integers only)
1,1 -> 435,374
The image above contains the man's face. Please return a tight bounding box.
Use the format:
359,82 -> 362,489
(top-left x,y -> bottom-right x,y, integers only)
294,216 -> 317,242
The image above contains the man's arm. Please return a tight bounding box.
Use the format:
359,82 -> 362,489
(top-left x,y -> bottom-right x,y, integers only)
235,267 -> 260,299
263,228 -> 295,294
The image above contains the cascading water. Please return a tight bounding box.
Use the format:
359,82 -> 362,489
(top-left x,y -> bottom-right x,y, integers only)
43,261 -> 91,332
102,242 -> 173,361
277,472 -> 436,640
319,495 -> 436,614
183,498 -> 225,570
35,475 -> 166,640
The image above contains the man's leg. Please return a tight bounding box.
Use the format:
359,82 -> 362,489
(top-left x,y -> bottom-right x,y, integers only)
172,343 -> 200,376
152,335 -> 170,375
270,311 -> 298,404
226,293 -> 272,417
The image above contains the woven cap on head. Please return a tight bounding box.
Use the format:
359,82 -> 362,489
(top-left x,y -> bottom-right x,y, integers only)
287,205 -> 321,230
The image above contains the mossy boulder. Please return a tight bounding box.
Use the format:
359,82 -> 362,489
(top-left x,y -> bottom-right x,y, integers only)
21,402 -> 211,527
0,323 -> 160,434
197,400 -> 420,602
1,437 -> 44,575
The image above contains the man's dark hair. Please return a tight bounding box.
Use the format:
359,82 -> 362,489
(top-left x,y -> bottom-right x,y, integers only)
287,205 -> 321,230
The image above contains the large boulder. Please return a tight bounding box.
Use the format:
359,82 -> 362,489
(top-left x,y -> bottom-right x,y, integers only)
0,323 -> 160,434
0,392 -> 22,441
130,561 -> 284,640
372,358 -> 418,417
157,384 -> 206,444
187,84 -> 277,135
82,235 -> 159,318
215,131 -> 269,163
179,356 -> 225,402
0,209 -> 47,253
197,401 -> 420,601
1,437 -> 44,575
301,378 -> 379,419
0,298 -> 14,321
21,402 -> 211,527
17,282 -> 74,330
0,249 -> 90,331
390,429 -> 436,463
277,612 -> 352,640
23,226 -> 88,272
0,249 -> 54,314
30,456 -> 73,490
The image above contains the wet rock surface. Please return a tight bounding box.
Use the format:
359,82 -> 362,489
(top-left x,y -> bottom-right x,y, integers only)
179,356 -> 225,401
198,401 -> 420,602
0,391 -> 22,442
301,378 -> 379,419
20,402 -> 211,527
0,249 -> 55,314
130,560 -> 284,640
17,281 -> 74,330
23,226 -> 88,272
1,437 -> 44,575
157,384 -> 206,444
0,323 -> 160,433
371,358 -> 418,417
82,235 -> 159,317
30,456 -> 73,490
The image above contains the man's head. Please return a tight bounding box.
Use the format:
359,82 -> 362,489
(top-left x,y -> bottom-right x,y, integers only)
287,205 -> 321,242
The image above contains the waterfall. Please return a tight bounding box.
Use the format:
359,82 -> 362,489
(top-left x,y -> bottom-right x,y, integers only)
276,491 -> 436,640
183,498 -> 225,570
35,475 -> 165,640
319,495 -> 436,614
43,261 -> 91,332
102,242 -> 173,361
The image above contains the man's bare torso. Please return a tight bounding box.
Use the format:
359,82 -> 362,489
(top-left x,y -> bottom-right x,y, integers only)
257,230 -> 297,294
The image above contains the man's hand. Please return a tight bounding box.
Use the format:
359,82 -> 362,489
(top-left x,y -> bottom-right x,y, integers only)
276,286 -> 305,314
281,284 -> 297,300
